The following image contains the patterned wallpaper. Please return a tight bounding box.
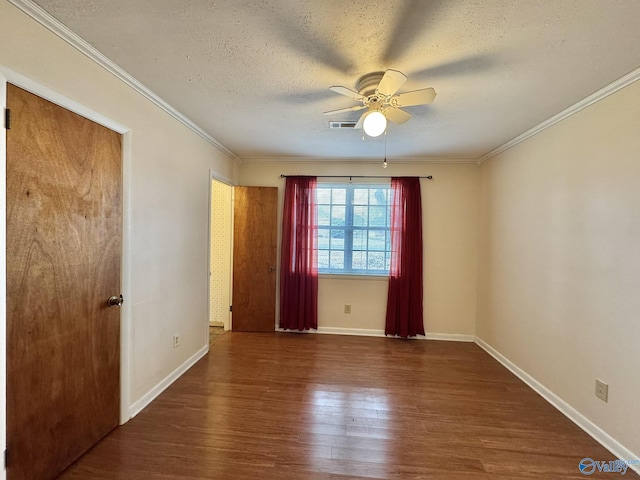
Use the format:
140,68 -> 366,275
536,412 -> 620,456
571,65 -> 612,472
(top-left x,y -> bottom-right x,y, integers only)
210,180 -> 232,328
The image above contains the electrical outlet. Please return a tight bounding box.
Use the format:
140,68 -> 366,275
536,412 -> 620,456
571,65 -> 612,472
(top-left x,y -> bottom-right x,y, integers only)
344,304 -> 351,314
595,379 -> 608,402
172,335 -> 180,349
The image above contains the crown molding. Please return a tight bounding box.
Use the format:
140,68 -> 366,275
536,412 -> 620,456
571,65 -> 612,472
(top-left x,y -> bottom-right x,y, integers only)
238,156 -> 478,165
477,65 -> 640,165
7,0 -> 240,163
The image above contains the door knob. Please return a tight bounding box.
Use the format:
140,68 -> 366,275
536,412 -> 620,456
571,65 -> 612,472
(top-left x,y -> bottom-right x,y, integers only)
268,265 -> 275,272
107,295 -> 124,307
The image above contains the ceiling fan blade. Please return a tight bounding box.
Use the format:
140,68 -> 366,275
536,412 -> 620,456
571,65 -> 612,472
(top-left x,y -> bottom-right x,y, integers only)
382,0 -> 440,63
323,105 -> 367,116
330,86 -> 365,101
411,54 -> 494,79
393,88 -> 436,107
385,107 -> 412,125
376,69 -> 408,97
354,111 -> 367,129
269,11 -> 353,74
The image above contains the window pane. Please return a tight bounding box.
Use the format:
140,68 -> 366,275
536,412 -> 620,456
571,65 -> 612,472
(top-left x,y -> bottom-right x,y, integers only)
368,230 -> 386,251
352,251 -> 366,270
331,206 -> 345,226
318,229 -> 330,249
368,252 -> 385,270
370,189 -> 387,205
353,188 -> 368,205
353,229 -> 367,250
330,229 -> 345,249
353,205 -> 368,227
316,188 -> 331,204
369,206 -> 386,227
330,250 -> 344,269
332,188 -> 346,204
318,250 -> 329,269
317,205 -> 330,226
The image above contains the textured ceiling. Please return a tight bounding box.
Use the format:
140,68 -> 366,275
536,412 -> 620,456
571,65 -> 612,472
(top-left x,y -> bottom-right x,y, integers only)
31,0 -> 640,161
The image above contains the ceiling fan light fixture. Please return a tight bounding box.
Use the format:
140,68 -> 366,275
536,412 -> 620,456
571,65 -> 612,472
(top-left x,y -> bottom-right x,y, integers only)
363,110 -> 387,137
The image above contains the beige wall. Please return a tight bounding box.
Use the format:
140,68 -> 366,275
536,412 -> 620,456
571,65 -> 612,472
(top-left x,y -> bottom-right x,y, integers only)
477,80 -> 640,454
210,180 -> 233,329
238,161 -> 479,336
0,0 -> 238,440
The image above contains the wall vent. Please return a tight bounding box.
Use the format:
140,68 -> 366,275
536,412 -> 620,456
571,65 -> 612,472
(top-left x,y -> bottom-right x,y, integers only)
329,121 -> 357,129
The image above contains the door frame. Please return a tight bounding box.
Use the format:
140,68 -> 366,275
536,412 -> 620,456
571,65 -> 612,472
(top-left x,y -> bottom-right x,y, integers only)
207,171 -> 235,341
0,66 -> 133,443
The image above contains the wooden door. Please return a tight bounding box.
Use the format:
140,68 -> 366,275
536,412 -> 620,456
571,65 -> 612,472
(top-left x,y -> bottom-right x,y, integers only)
6,84 -> 122,480
232,186 -> 278,331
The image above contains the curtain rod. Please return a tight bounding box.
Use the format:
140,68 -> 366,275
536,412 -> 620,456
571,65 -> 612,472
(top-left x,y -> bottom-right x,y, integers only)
279,175 -> 433,180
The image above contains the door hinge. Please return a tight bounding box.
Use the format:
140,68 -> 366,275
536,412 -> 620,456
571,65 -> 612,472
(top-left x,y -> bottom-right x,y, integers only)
229,305 -> 233,312
4,108 -> 11,130
4,448 -> 8,469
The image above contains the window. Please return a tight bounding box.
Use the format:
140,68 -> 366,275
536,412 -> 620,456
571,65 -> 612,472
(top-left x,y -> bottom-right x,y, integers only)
316,184 -> 392,275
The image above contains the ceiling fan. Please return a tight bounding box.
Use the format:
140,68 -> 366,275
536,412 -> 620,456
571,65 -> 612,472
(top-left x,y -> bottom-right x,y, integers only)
324,69 -> 436,137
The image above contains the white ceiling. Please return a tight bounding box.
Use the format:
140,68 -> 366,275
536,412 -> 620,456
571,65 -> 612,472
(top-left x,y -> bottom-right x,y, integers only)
31,0 -> 640,161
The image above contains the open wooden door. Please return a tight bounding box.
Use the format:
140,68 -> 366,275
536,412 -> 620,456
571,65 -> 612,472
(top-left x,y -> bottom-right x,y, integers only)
6,85 -> 122,480
232,186 -> 278,331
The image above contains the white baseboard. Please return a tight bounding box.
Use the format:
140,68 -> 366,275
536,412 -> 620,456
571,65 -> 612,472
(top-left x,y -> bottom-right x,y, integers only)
277,326 -> 474,342
128,344 -> 209,419
317,326 -> 385,337
474,337 -> 640,476
275,326 -> 383,336
424,332 -> 475,342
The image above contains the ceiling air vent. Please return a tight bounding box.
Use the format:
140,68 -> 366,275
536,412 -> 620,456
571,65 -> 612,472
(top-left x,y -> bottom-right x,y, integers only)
329,121 -> 357,129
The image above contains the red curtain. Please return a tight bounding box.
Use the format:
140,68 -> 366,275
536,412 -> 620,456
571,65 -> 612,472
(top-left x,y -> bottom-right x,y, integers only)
280,176 -> 318,331
385,177 -> 425,337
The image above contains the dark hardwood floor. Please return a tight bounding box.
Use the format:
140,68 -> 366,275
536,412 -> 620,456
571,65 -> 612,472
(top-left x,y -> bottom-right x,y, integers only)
59,333 -> 634,479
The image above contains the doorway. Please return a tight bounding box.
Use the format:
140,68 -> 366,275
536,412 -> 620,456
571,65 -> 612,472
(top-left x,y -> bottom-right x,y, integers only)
208,183 -> 279,336
1,71 -> 132,480
209,178 -> 233,334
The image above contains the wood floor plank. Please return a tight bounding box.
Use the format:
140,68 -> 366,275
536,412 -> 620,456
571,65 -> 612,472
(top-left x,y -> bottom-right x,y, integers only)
58,333 -> 637,479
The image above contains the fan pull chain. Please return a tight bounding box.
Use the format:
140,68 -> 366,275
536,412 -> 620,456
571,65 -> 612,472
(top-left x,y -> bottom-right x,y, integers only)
383,131 -> 388,168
